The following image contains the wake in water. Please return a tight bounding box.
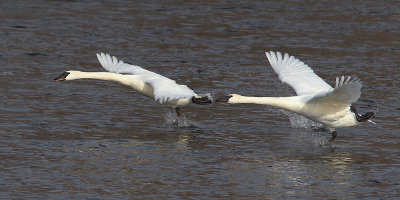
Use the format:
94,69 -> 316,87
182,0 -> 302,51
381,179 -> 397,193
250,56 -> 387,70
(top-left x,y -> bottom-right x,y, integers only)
278,109 -> 336,148
163,112 -> 199,128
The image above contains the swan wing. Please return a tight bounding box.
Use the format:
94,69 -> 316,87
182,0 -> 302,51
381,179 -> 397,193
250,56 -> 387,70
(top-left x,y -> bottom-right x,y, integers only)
141,76 -> 195,103
96,53 -> 195,103
96,53 -> 168,80
265,51 -> 333,96
307,76 -> 361,112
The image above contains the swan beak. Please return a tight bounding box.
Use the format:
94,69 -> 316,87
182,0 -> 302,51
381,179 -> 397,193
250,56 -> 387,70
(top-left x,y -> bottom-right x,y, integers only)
55,77 -> 65,81
54,71 -> 70,81
216,95 -> 232,103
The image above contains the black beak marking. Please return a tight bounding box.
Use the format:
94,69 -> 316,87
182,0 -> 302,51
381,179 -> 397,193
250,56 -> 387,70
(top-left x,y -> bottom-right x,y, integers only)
216,95 -> 232,103
54,71 -> 70,81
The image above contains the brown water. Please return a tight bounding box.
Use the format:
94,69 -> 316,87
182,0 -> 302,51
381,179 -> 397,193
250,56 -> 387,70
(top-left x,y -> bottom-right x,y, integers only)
1,0 -> 399,199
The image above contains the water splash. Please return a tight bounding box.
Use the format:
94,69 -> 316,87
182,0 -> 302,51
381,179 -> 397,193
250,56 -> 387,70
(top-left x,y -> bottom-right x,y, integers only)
290,128 -> 335,150
279,109 -> 335,148
279,109 -> 323,130
163,112 -> 199,128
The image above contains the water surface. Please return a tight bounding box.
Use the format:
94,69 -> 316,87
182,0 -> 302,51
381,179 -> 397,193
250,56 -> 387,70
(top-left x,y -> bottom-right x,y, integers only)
0,0 -> 399,199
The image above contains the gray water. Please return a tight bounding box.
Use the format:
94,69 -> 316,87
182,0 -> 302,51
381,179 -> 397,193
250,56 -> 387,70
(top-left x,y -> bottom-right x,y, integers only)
1,0 -> 399,199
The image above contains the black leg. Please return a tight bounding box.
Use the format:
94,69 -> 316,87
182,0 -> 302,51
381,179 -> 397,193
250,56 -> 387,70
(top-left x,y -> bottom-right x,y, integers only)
350,106 -> 375,122
328,131 -> 337,144
175,107 -> 181,117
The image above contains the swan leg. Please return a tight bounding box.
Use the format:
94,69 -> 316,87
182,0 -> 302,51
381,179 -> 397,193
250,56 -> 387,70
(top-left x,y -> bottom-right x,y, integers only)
175,107 -> 181,117
350,106 -> 375,122
328,131 -> 337,144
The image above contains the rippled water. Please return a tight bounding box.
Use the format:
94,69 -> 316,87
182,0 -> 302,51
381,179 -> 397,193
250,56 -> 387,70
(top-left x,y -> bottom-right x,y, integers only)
1,0 -> 399,199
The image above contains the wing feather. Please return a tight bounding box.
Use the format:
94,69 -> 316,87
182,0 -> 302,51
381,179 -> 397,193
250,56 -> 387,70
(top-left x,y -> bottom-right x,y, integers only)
307,77 -> 362,112
265,51 -> 333,96
97,53 -> 164,78
96,53 -> 195,103
142,76 -> 195,103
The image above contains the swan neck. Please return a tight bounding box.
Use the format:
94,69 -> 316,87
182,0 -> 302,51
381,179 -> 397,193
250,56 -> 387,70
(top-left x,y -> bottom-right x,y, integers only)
68,71 -> 155,99
71,72 -> 124,82
237,96 -> 302,112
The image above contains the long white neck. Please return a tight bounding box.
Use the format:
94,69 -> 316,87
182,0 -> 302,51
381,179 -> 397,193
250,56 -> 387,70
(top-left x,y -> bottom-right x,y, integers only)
231,95 -> 304,113
67,71 -> 154,99
69,71 -> 124,81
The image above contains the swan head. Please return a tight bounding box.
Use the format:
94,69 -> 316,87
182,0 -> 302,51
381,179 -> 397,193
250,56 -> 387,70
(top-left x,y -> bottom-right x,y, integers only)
192,93 -> 213,105
216,94 -> 242,104
54,71 -> 81,81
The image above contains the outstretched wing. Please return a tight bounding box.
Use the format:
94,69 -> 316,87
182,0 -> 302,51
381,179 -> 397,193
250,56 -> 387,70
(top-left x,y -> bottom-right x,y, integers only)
96,53 -> 195,103
307,76 -> 361,112
141,76 -> 195,103
265,51 -> 333,96
96,53 -> 166,79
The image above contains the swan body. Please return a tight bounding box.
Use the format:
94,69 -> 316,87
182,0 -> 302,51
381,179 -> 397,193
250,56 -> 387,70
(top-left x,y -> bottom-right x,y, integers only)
217,51 -> 375,143
225,94 -> 359,129
55,53 -> 212,116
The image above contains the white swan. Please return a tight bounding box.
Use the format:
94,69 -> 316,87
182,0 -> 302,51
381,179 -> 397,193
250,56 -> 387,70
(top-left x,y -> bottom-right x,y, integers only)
217,51 -> 375,144
55,53 -> 212,117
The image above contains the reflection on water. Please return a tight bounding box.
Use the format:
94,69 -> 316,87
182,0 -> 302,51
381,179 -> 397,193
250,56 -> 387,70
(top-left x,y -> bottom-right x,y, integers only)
0,0 -> 399,199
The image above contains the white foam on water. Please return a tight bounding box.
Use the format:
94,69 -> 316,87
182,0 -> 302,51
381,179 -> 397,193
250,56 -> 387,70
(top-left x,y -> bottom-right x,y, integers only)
279,109 -> 323,130
163,111 -> 199,128
277,109 -> 338,148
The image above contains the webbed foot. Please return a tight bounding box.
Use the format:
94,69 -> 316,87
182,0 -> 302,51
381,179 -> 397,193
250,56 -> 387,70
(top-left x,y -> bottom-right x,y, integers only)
350,106 -> 375,122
